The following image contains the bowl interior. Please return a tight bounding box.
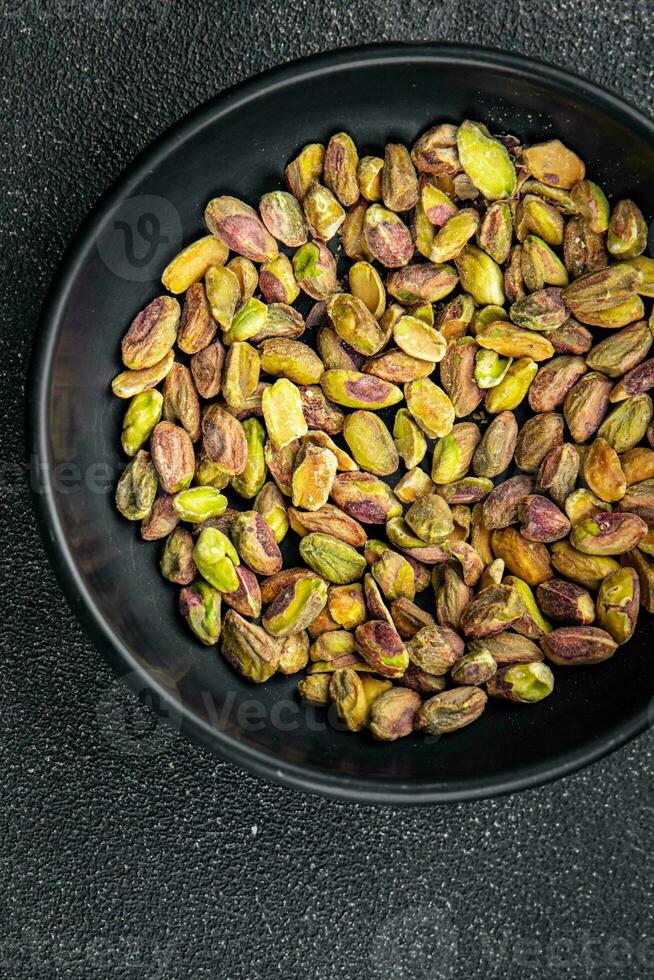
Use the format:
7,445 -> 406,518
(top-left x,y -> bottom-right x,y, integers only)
33,46 -> 654,801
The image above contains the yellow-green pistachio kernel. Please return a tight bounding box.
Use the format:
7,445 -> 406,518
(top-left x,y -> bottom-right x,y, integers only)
230,418 -> 267,500
303,183 -> 346,240
348,261 -> 386,319
192,526 -> 240,593
393,408 -> 427,469
405,378 -> 456,439
285,142 -> 325,201
259,190 -> 308,247
327,293 -> 386,356
262,379 -> 308,450
161,236 -> 228,294
342,411 -> 399,477
456,120 -> 517,199
299,532 -> 367,585
205,264 -> 240,330
253,481 -> 288,543
607,199 -> 648,260
121,390 -> 163,457
454,244 -> 505,305
172,486 -> 228,522
484,357 -> 538,413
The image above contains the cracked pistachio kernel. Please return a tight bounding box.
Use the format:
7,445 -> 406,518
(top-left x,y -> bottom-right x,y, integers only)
411,200 -> 436,258
328,583 -> 367,630
172,486 -> 228,523
386,262 -> 458,305
298,673 -> 331,705
222,341 -> 260,411
504,575 -> 552,639
571,512 -> 647,556
259,190 -> 308,247
303,183 -> 346,240
385,517 -> 430,550
363,204 -> 414,268
355,620 -> 409,678
348,261 -> 386,319
440,338 -> 484,418
259,338 -> 324,385
607,199 -> 648,260
627,256 -> 654,297
179,580 -> 222,646
405,494 -> 454,545
121,389 -> 163,457
491,527 -> 552,587
230,418 -> 267,500
372,548 -> 416,602
292,241 -> 338,301
393,408 -> 427,469
205,195 -> 278,263
357,155 -> 384,201
393,315 -> 447,362
321,370 -> 402,410
192,526 -> 240,593
262,379 -> 308,450
253,482 -> 288,543
405,378 -> 455,439
327,293 -> 386,356
258,254 -> 300,305
224,297 -> 268,344
323,132 -> 360,207
292,444 -> 338,511
277,631 -> 310,675
342,411 -> 399,477
429,208 -> 480,264
299,532 -> 367,585
421,180 -> 458,227
487,662 -> 554,703
161,235 -> 229,294
285,142 -> 325,201
596,566 -> 640,644
451,649 -> 497,686
454,244 -> 505,305
228,256 -> 259,304
431,423 -> 481,484
474,349 -> 512,389
394,467 -> 434,504
484,357 -> 538,413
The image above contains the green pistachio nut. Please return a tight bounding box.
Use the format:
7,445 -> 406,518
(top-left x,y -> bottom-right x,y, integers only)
487,662 -> 554,702
232,511 -> 283,576
121,295 -> 180,370
160,527 -> 196,585
320,369 -> 403,410
111,350 -> 175,400
415,686 -> 487,734
451,649 -> 497,686
363,204 -> 414,268
342,411 -> 399,477
192,527 -> 240,592
115,449 -> 158,521
299,532 -> 367,584
454,244 -> 505,305
429,209 -> 480,263
570,180 -> 610,233
172,486 -> 228,522
292,241 -> 338,301
354,620 -> 409,678
221,610 -> 281,683
179,580 -> 222,646
596,566 -> 640,644
258,254 -> 300,305
121,390 -> 163,457
262,575 -> 328,638
607,199 -> 648,259
456,120 -> 517,200
205,264 -> 241,330
259,190 -> 309,247
161,235 -> 228,295
405,378 -> 455,439
372,549 -> 416,602
262,379 -> 308,450
484,358 -> 538,413
327,293 -> 386,356
303,183 -> 346,240
284,142 -> 325,201
474,349 -> 513,389
230,418 -> 267,499
382,142 -> 419,212
476,200 -> 513,263
393,408 -> 427,469
205,195 -> 279,263
431,422 -> 481,484
291,444 -> 338,511
253,481 -> 289,543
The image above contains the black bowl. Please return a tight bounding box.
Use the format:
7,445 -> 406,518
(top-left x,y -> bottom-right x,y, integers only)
28,43 -> 654,803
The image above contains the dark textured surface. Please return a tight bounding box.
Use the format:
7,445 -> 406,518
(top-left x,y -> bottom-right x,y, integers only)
4,3 -> 654,978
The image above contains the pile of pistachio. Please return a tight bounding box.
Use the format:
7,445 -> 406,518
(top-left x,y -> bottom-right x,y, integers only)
112,119 -> 654,741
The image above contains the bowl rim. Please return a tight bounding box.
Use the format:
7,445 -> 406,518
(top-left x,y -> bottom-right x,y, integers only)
27,41 -> 654,805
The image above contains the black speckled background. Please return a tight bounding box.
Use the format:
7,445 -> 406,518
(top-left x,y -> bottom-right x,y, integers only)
5,2 -> 654,978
